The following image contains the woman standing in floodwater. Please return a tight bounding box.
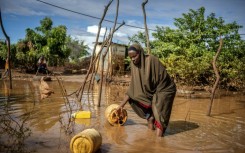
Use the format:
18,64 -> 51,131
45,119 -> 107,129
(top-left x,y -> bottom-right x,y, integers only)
117,43 -> 176,137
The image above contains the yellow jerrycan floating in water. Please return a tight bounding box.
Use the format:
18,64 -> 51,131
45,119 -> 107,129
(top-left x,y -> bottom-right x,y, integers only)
105,104 -> 127,126
72,111 -> 91,119
70,128 -> 102,153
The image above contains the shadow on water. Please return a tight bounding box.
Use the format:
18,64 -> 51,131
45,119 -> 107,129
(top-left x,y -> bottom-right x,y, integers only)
123,118 -> 138,126
0,94 -> 28,103
167,120 -> 199,136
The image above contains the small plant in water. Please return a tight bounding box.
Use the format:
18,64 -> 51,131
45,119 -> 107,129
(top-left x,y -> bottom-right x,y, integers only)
0,111 -> 32,153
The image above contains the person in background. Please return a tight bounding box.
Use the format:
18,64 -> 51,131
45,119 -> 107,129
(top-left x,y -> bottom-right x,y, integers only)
2,57 -> 9,79
36,55 -> 48,75
117,43 -> 176,137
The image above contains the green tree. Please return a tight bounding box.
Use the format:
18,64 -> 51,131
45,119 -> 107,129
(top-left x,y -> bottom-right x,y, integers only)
0,40 -> 8,60
16,39 -> 36,70
15,17 -> 70,70
66,36 -> 90,63
1,17 -> 89,71
130,7 -> 245,88
0,40 -> 17,67
128,31 -> 147,47
46,25 -> 70,66
171,7 -> 244,88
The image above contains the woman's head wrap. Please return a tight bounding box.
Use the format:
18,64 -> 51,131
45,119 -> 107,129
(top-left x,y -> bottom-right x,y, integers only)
128,43 -> 144,54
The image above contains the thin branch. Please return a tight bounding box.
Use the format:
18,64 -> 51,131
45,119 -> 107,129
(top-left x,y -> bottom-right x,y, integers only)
142,0 -> 151,54
87,27 -> 108,93
76,0 -> 113,102
98,0 -> 122,106
207,36 -> 223,116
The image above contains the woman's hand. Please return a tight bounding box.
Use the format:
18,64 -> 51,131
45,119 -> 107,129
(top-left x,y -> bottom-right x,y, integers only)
116,94 -> 130,115
116,105 -> 123,114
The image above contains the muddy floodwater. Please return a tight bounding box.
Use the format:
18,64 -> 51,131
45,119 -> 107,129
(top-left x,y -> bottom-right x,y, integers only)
0,79 -> 245,153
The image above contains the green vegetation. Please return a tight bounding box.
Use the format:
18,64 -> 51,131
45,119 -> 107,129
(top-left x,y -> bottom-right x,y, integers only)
0,17 -> 89,71
129,7 -> 245,89
0,7 -> 244,89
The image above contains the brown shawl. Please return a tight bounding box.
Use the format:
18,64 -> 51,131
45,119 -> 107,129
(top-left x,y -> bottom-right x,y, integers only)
126,44 -> 176,106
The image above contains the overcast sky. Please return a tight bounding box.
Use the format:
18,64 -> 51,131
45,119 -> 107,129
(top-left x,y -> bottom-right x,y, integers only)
1,0 -> 245,50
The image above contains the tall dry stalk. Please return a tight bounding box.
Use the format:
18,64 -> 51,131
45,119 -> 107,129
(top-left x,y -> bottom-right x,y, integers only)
97,0 -> 121,106
207,36 -> 223,116
87,27 -> 108,93
142,0 -> 151,54
77,1 -> 125,105
76,0 -> 113,103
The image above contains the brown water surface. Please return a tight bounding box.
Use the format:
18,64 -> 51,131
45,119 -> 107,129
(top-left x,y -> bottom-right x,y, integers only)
0,80 -> 245,153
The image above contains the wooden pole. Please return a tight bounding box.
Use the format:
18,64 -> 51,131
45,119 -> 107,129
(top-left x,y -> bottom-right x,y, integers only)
142,0 -> 151,54
98,0 -> 123,106
76,0 -> 113,103
207,36 -> 223,116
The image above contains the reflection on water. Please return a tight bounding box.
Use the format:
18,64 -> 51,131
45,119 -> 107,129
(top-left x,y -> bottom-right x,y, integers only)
0,80 -> 245,153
